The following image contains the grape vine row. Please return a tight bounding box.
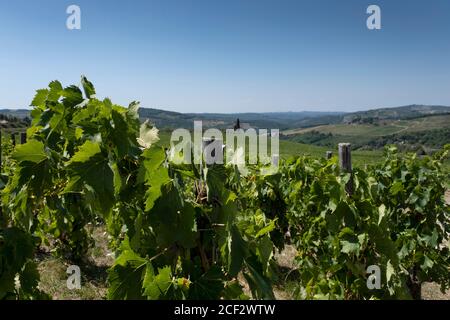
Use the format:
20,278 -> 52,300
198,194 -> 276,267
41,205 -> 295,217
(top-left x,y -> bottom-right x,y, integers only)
0,77 -> 449,300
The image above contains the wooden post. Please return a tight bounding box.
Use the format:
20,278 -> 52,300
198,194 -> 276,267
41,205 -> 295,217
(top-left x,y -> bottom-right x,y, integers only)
11,133 -> 16,147
326,151 -> 333,159
338,143 -> 353,195
20,132 -> 27,144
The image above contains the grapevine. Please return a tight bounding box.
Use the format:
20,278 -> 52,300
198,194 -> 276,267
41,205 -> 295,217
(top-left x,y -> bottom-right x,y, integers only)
0,77 -> 448,300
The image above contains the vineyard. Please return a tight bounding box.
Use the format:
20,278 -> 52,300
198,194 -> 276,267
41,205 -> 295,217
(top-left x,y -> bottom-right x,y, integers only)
0,77 -> 449,300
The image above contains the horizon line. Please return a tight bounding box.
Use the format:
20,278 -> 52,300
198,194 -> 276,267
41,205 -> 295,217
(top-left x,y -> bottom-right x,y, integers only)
1,103 -> 450,115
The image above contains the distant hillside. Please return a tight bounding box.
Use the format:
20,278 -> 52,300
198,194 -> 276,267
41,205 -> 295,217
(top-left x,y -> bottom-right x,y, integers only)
2,104 -> 449,136
1,107 -> 345,130
139,108 -> 345,130
342,104 -> 450,124
0,110 -> 30,132
283,111 -> 450,152
0,109 -> 31,119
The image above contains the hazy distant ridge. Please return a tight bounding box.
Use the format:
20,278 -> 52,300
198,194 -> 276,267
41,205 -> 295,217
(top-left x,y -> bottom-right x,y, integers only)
1,104 -> 449,130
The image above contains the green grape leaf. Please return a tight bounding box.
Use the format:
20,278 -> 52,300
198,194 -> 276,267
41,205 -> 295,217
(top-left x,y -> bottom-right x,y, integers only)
188,266 -> 225,300
107,241 -> 147,300
31,89 -> 49,107
228,225 -> 247,277
256,235 -> 273,273
243,255 -> 275,300
64,141 -> 115,214
150,183 -> 197,249
205,165 -> 228,202
111,109 -> 132,158
47,80 -> 63,102
390,181 -> 404,195
142,265 -> 173,300
81,75 -> 96,99
19,261 -> 40,295
12,140 -> 47,163
0,228 -> 36,300
255,220 -> 276,238
68,140 -> 101,163
145,167 -> 170,211
61,85 -> 84,107
142,146 -> 171,211
421,255 -> 434,271
340,240 -> 360,255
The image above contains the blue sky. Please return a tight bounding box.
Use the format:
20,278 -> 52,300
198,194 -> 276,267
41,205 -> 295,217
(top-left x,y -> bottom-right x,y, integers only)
0,0 -> 449,113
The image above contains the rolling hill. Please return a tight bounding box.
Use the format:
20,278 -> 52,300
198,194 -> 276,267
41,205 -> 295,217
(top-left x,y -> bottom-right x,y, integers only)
342,104 -> 450,123
0,108 -> 31,119
1,105 -> 449,152
138,108 -> 344,130
0,107 -> 345,130
0,109 -> 30,132
282,111 -> 450,151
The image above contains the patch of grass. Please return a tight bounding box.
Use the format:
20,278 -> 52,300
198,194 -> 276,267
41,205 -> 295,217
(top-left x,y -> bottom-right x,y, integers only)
282,115 -> 450,152
284,123 -> 402,137
158,131 -> 385,168
400,114 -> 450,132
37,225 -> 113,300
37,257 -> 108,300
284,114 -> 450,137
280,140 -> 384,167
